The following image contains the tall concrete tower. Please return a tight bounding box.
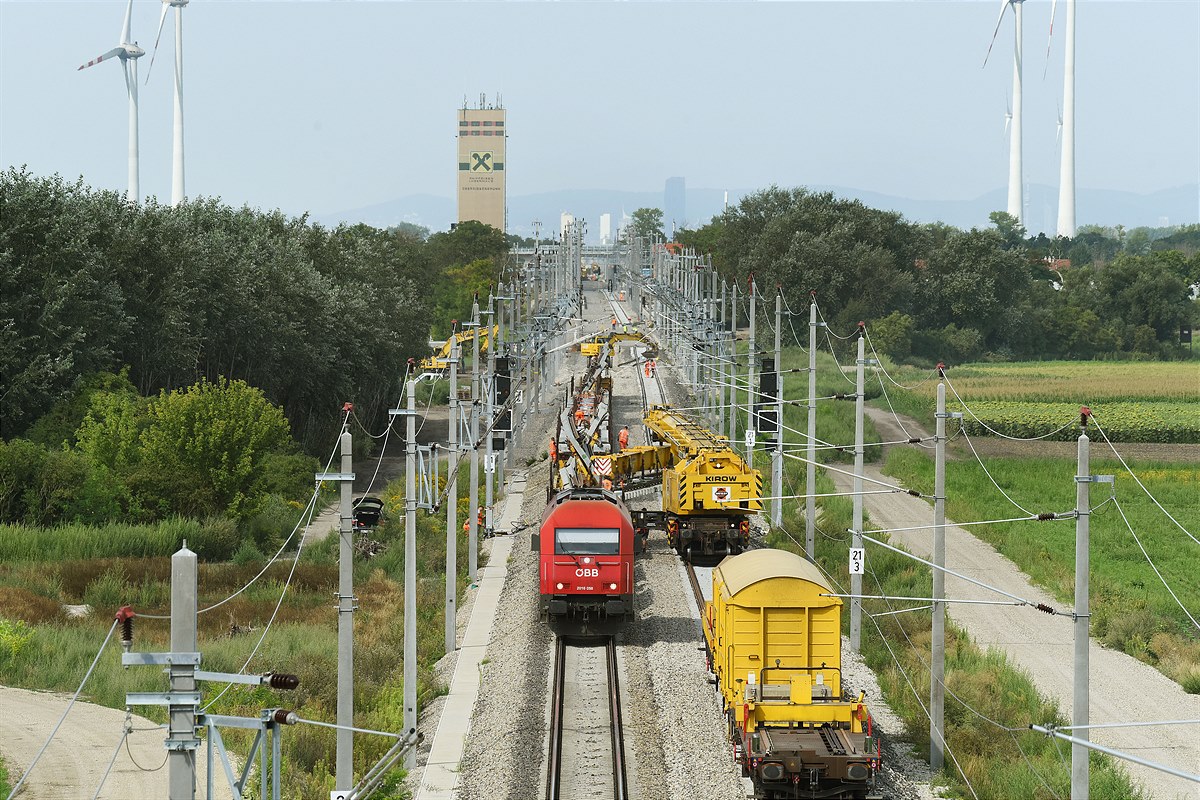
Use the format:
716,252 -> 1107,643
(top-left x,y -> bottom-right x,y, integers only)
457,95 -> 506,231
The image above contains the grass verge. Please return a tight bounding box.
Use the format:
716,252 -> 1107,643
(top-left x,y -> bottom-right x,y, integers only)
883,447 -> 1200,690
0,463 -> 486,800
755,344 -> 1143,799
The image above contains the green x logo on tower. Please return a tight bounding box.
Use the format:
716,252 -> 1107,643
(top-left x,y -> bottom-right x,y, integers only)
470,151 -> 493,172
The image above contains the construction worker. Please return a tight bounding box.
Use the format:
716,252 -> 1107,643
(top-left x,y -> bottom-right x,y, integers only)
644,360 -> 651,378
602,476 -> 613,492
574,406 -> 586,426
618,425 -> 629,451
611,316 -> 618,330
477,506 -> 485,537
549,437 -> 558,464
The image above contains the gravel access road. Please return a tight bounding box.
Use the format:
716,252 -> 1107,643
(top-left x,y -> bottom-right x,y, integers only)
844,406 -> 1200,800
0,684 -> 233,800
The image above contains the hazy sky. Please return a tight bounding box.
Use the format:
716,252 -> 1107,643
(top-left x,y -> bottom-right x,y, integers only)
1,1 -> 1197,221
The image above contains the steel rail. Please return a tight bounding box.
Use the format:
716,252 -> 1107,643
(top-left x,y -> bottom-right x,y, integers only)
545,636 -> 567,800
606,637 -> 630,800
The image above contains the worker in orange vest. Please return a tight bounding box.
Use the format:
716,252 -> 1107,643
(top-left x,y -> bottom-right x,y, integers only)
602,477 -> 613,491
549,437 -> 558,464
618,425 -> 629,451
644,360 -> 651,378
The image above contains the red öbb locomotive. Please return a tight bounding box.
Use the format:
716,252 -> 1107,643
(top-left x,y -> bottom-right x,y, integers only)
532,487 -> 637,636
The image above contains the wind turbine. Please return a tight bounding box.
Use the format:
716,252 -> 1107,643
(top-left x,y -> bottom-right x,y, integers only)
1050,0 -> 1076,238
78,0 -> 144,204
985,0 -> 1024,225
147,0 -> 189,206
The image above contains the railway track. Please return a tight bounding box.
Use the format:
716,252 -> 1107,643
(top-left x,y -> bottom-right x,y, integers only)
546,636 -> 629,800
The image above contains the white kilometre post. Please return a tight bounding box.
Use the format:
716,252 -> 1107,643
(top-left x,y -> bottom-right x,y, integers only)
404,378 -> 418,768
1073,413 -> 1092,799
805,300 -> 818,559
849,330 -> 866,653
445,332 -> 460,655
334,430 -> 354,791
931,379 -> 947,770
771,292 -> 783,528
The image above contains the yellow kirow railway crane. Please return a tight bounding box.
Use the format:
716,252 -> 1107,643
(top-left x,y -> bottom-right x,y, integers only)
419,324 -> 499,372
550,328 -> 762,561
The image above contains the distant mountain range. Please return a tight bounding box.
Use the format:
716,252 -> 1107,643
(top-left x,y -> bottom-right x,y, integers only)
313,183 -> 1200,240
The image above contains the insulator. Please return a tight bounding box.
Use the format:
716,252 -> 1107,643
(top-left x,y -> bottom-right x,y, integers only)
272,709 -> 299,725
907,438 -> 922,444
907,490 -> 921,497
1036,512 -> 1057,521
1035,603 -> 1056,615
266,673 -> 300,690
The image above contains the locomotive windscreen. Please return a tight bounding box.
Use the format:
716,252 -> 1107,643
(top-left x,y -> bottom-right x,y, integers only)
554,528 -> 620,555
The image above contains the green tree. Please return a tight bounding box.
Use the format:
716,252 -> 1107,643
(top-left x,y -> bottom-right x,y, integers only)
627,208 -> 665,241
136,377 -> 293,518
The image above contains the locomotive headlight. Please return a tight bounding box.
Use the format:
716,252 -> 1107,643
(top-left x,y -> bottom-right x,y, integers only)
582,557 -> 592,564
609,582 -> 617,590
556,582 -> 564,590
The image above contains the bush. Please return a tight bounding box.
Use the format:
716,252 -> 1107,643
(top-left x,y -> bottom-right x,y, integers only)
0,618 -> 36,661
232,539 -> 266,566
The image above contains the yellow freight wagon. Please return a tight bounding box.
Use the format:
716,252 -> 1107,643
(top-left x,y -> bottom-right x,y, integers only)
704,549 -> 881,799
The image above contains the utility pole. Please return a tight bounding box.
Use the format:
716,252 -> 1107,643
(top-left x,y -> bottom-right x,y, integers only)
850,330 -> 865,653
168,543 -> 197,800
771,292 -> 783,528
746,278 -> 757,461
445,332 -> 460,655
719,280 -> 727,438
1073,410 -> 1095,800
485,293 -> 496,538
728,280 -> 738,449
335,430 -> 354,791
805,299 -> 818,560
931,377 -> 947,771
404,377 -> 418,768
468,297 -> 481,583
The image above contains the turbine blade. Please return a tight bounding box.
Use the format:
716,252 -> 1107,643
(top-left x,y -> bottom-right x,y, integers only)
120,0 -> 133,45
1043,0 -> 1059,79
78,47 -> 124,71
983,0 -> 1011,68
145,0 -> 171,84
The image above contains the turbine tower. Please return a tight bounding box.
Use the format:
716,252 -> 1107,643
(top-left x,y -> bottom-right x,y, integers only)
148,0 -> 189,206
78,0 -> 144,204
1056,0 -> 1076,237
985,0 -> 1025,224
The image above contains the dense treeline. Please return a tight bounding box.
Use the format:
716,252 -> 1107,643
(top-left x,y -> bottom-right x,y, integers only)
676,187 -> 1200,363
0,168 -> 508,529
0,167 -> 507,447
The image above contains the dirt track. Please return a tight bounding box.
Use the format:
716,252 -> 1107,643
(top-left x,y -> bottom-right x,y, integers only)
0,684 -> 233,800
843,407 -> 1200,800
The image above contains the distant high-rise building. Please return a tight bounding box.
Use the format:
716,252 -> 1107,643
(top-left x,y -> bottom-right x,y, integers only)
599,213 -> 613,245
664,177 -> 686,233
560,212 -> 574,236
457,95 -> 506,231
